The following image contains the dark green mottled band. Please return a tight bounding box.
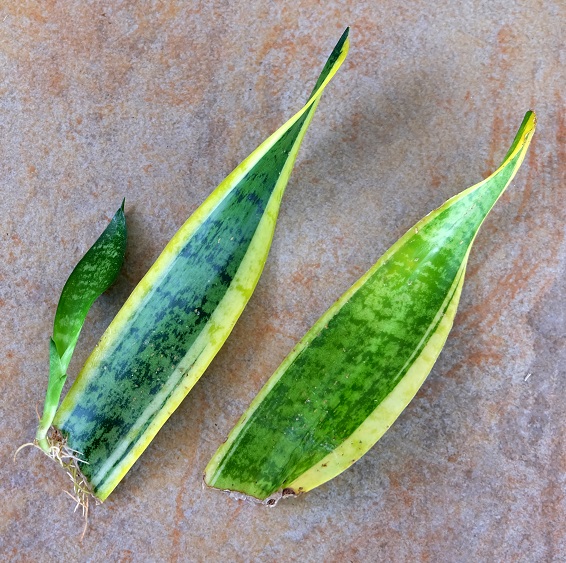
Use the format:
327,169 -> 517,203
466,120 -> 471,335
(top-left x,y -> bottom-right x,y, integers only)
57,114 -> 310,494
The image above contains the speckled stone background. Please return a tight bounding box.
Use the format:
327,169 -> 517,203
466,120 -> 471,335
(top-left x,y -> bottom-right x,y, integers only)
1,1 -> 564,561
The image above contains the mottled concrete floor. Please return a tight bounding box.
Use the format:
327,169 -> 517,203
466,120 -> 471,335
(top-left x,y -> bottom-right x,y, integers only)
1,2 -> 564,561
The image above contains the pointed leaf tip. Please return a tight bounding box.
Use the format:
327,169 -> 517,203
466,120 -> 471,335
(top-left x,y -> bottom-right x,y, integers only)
36,204 -> 128,447
204,111 -> 536,501
50,32 -> 348,500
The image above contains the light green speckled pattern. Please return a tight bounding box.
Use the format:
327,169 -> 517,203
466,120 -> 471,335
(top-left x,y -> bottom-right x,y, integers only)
36,203 -> 127,451
205,112 -> 536,501
52,202 -> 127,367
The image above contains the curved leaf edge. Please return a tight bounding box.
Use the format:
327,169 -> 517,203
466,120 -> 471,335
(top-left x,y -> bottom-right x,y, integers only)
52,30 -> 350,501
204,110 -> 536,500
36,202 -> 127,451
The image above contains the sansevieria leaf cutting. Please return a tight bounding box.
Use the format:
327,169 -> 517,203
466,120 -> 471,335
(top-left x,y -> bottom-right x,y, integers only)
33,29 -> 349,502
205,111 -> 536,502
36,202 -> 127,453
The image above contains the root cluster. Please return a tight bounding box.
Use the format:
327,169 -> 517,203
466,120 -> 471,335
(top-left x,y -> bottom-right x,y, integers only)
15,428 -> 99,540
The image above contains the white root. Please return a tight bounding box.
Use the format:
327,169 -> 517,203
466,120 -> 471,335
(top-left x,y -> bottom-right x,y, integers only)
15,428 -> 100,539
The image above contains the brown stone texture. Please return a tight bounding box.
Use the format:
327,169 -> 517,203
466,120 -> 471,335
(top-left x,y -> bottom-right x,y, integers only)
1,1 -> 564,561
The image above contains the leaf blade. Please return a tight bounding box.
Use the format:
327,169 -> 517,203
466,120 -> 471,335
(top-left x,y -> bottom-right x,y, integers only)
36,203 -> 127,450
204,111 -> 536,501
53,201 -> 127,368
52,30 -> 349,500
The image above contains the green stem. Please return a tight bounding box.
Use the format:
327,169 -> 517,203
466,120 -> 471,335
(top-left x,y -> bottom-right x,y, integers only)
36,339 -> 68,452
36,429 -> 51,453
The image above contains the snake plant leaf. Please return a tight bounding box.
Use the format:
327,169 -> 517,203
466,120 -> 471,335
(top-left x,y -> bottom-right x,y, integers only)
49,29 -> 349,501
205,111 -> 537,502
53,200 -> 127,366
36,203 -> 127,451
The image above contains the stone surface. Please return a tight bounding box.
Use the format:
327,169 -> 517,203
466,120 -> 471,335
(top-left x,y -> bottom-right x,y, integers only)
1,1 -> 564,561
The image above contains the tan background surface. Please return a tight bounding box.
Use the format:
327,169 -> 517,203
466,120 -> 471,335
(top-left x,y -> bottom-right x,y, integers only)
1,1 -> 564,561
